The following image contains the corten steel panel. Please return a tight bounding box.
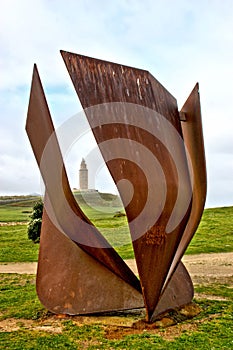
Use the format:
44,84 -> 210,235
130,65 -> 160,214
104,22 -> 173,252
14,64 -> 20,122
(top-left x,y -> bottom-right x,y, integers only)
25,63 -> 194,319
37,195 -> 144,314
61,51 -> 193,321
26,65 -> 142,293
162,83 -> 207,291
37,195 -> 192,315
151,261 -> 194,319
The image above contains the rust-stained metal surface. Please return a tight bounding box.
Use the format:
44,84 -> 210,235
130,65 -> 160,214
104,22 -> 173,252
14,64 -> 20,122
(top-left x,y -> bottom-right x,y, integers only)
164,83 -> 207,288
61,51 -> 198,321
26,65 -> 143,303
25,53 -> 206,322
37,195 -> 144,314
151,261 -> 194,320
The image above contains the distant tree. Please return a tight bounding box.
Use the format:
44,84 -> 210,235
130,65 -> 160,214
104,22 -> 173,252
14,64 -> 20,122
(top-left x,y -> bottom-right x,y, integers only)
28,199 -> 43,243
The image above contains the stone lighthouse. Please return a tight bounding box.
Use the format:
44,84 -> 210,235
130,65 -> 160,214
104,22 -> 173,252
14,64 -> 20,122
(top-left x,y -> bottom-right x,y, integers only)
79,158 -> 88,190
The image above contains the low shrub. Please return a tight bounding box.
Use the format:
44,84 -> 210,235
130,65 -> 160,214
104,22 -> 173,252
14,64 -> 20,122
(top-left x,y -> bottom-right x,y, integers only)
27,200 -> 43,243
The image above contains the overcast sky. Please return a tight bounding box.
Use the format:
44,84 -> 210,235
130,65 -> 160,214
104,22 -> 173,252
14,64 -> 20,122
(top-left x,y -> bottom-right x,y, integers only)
0,0 -> 233,208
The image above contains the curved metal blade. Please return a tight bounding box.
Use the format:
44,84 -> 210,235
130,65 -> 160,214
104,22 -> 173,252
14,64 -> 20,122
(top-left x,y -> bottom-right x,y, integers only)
164,83 -> 207,287
61,51 -> 193,321
151,261 -> 194,321
36,193 -> 144,314
26,65 -> 141,293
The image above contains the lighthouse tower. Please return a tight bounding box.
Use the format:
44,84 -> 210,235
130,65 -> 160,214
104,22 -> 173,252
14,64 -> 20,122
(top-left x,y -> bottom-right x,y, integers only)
79,158 -> 88,190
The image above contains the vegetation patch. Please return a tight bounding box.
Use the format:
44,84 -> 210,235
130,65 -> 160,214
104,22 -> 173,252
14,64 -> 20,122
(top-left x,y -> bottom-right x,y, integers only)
195,282 -> 233,301
0,225 -> 39,262
0,195 -> 40,222
0,274 -> 233,349
186,206 -> 233,255
27,200 -> 43,243
0,274 -> 45,321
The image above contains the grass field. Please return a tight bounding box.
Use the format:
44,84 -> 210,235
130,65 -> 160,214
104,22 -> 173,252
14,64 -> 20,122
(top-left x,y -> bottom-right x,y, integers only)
0,196 -> 40,223
0,196 -> 233,261
0,196 -> 233,349
0,274 -> 232,349
0,225 -> 38,263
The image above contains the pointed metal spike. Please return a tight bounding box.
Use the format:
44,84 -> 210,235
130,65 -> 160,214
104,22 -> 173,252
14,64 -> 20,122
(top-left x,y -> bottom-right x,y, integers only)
26,65 -> 142,293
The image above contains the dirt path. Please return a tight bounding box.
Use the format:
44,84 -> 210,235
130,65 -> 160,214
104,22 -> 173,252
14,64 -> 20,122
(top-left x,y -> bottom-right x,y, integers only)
0,252 -> 232,284
0,262 -> 37,274
126,252 -> 233,282
127,252 -> 233,284
0,222 -> 28,226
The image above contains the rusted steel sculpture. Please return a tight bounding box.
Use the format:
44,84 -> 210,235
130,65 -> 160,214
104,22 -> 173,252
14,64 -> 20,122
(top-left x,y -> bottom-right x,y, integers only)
26,66 -> 143,314
26,51 -> 206,322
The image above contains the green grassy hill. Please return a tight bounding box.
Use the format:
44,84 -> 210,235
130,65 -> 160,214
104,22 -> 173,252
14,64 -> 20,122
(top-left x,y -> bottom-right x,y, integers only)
74,190 -> 123,207
0,195 -> 42,222
0,192 -> 123,222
